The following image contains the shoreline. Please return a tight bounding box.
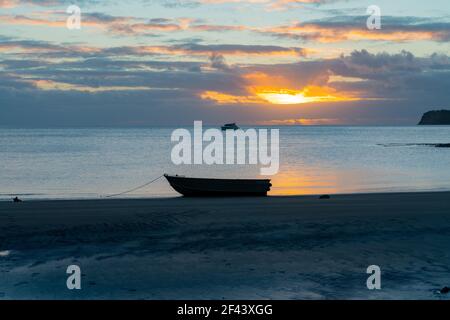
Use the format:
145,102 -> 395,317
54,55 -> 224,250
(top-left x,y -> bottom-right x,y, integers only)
1,191 -> 450,299
2,188 -> 450,202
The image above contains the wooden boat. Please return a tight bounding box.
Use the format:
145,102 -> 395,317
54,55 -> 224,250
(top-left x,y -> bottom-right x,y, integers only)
164,174 -> 271,197
221,123 -> 239,130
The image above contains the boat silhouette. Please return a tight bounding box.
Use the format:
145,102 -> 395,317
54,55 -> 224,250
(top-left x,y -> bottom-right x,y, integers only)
164,174 -> 271,197
221,123 -> 239,130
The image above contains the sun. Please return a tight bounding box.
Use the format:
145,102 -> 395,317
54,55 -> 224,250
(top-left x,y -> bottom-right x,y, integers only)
256,91 -> 313,104
252,86 -> 360,105
199,81 -> 362,105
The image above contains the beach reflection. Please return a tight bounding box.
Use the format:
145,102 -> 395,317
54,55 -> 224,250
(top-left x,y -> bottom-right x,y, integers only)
269,169 -> 335,195
269,167 -> 374,195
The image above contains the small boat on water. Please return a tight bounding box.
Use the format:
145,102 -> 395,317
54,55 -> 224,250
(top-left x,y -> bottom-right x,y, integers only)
221,123 -> 239,130
164,174 -> 271,197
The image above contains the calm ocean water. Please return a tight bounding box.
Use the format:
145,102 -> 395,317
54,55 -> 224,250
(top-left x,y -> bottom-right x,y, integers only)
1,126 -> 449,200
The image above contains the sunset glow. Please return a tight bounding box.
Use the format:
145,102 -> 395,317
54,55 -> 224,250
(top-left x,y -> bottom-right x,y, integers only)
255,90 -> 313,104
201,85 -> 361,105
255,85 -> 361,105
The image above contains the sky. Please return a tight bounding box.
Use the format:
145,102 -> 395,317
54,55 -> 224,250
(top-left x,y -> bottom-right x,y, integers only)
0,0 -> 449,126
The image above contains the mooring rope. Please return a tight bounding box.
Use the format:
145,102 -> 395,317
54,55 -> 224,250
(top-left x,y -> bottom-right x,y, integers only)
104,174 -> 164,198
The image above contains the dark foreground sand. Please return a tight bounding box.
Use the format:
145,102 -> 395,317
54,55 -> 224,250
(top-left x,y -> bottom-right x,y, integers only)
1,192 -> 450,299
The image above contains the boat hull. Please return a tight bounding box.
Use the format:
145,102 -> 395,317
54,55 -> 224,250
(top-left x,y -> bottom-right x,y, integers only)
221,123 -> 239,130
164,174 -> 271,197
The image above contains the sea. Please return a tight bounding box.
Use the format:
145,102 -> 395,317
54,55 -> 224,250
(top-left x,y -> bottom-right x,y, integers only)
1,126 -> 449,200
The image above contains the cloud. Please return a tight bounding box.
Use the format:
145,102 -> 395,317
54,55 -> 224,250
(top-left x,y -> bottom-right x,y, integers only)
0,39 -> 309,60
1,38 -> 449,126
200,68 -> 364,105
0,0 -> 101,7
27,79 -> 175,92
170,43 -> 308,57
0,12 -> 137,30
208,53 -> 229,70
264,16 -> 450,42
0,11 -> 249,37
0,0 -> 18,8
2,9 -> 449,45
107,17 -> 195,35
200,91 -> 264,104
1,1 -> 449,126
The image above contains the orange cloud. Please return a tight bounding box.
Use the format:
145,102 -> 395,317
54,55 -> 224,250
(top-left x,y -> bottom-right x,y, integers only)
0,12 -> 242,36
264,22 -> 448,42
0,13 -> 158,33
0,14 -> 65,27
0,13 -> 126,29
200,85 -> 360,105
245,71 -> 361,104
0,0 -> 18,8
0,0 -> 62,8
201,70 -> 363,105
251,86 -> 360,104
200,91 -> 264,104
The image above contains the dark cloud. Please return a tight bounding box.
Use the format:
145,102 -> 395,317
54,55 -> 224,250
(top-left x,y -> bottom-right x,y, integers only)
208,53 -> 228,71
0,39 -> 308,59
174,43 -> 308,56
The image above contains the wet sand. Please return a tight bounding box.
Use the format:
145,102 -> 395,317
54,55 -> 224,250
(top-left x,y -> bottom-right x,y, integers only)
1,192 -> 450,299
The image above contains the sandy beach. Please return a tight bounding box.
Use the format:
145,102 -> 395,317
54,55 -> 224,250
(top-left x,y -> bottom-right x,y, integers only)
1,192 -> 450,300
